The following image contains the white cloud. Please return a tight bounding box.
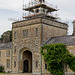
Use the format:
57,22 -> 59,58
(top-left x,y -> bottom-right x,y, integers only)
0,0 -> 75,36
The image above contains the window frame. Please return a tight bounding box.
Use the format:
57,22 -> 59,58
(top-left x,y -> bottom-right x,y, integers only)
14,47 -> 16,54
36,45 -> 38,53
23,30 -> 28,38
6,59 -> 10,68
45,60 -> 48,69
36,61 -> 38,68
14,32 -> 17,39
36,28 -> 38,36
6,51 -> 10,57
14,61 -> 16,68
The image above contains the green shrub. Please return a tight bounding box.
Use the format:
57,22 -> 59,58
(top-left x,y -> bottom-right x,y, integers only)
0,66 -> 4,73
41,43 -> 75,75
68,56 -> 75,72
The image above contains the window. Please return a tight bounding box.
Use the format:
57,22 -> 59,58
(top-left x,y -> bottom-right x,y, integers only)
45,60 -> 47,69
36,61 -> 38,68
14,61 -> 16,68
36,45 -> 38,53
23,30 -> 28,38
36,28 -> 38,36
6,59 -> 10,68
6,51 -> 10,57
0,51 -> 1,57
14,32 -> 17,39
14,47 -> 16,54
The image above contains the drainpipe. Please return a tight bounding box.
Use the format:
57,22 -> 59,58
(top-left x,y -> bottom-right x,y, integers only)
72,20 -> 75,36
41,17 -> 43,75
10,45 -> 12,72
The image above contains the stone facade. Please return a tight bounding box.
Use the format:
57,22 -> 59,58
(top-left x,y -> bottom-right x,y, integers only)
12,17 -> 68,75
0,49 -> 11,72
0,0 -> 75,74
67,45 -> 75,73
0,16 -> 75,75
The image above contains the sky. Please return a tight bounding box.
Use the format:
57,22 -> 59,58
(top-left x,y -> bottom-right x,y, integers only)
0,0 -> 75,37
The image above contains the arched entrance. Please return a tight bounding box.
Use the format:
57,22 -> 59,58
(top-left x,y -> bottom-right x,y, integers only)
23,50 -> 32,73
23,60 -> 29,72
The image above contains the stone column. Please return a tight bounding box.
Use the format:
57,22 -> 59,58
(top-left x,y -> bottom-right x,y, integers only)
72,20 -> 75,36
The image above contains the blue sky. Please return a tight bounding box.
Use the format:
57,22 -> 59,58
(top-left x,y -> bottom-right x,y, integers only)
0,0 -> 75,37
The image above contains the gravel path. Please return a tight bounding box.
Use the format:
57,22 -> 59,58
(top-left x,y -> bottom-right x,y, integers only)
0,73 -> 32,75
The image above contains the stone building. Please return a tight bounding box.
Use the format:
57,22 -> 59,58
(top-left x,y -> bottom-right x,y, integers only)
12,0 -> 68,74
0,0 -> 75,75
0,42 -> 12,72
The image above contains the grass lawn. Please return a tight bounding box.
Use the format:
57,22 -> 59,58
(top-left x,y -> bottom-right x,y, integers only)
0,73 -> 8,74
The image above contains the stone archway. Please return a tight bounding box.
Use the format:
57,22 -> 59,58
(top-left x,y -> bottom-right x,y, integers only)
23,50 -> 32,73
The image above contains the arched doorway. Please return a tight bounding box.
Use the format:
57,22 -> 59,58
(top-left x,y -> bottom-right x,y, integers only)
23,50 -> 32,73
23,60 -> 29,72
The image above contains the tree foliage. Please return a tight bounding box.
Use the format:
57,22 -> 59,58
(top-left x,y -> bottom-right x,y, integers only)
7,31 -> 12,42
41,43 -> 75,75
0,66 -> 4,73
0,30 -> 12,42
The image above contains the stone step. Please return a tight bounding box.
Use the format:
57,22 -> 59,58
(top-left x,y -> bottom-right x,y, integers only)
0,73 -> 32,75
65,72 -> 74,75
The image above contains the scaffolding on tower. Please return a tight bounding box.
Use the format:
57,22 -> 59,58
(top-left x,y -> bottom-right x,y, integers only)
22,0 -> 58,20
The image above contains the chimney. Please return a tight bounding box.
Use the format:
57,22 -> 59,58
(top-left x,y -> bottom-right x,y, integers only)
72,20 -> 75,36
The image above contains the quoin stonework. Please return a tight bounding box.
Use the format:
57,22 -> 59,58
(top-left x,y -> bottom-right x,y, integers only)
0,0 -> 75,75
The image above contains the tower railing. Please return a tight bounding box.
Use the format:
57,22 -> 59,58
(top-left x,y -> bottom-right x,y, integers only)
23,1 -> 57,10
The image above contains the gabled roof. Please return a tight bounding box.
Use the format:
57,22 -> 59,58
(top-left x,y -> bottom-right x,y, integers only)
0,42 -> 12,50
43,35 -> 75,45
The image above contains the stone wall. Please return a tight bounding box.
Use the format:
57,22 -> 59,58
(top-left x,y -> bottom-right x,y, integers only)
0,49 -> 11,72
67,45 -> 75,56
43,24 -> 67,42
12,22 -> 42,73
67,45 -> 75,73
12,17 -> 68,74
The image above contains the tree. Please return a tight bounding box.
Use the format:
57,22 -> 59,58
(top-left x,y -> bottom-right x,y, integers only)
41,43 -> 75,75
7,31 -> 12,42
0,66 -> 4,73
0,30 -> 12,42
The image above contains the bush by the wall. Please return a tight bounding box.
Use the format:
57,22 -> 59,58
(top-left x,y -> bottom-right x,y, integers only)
0,66 -> 4,73
41,43 -> 75,75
